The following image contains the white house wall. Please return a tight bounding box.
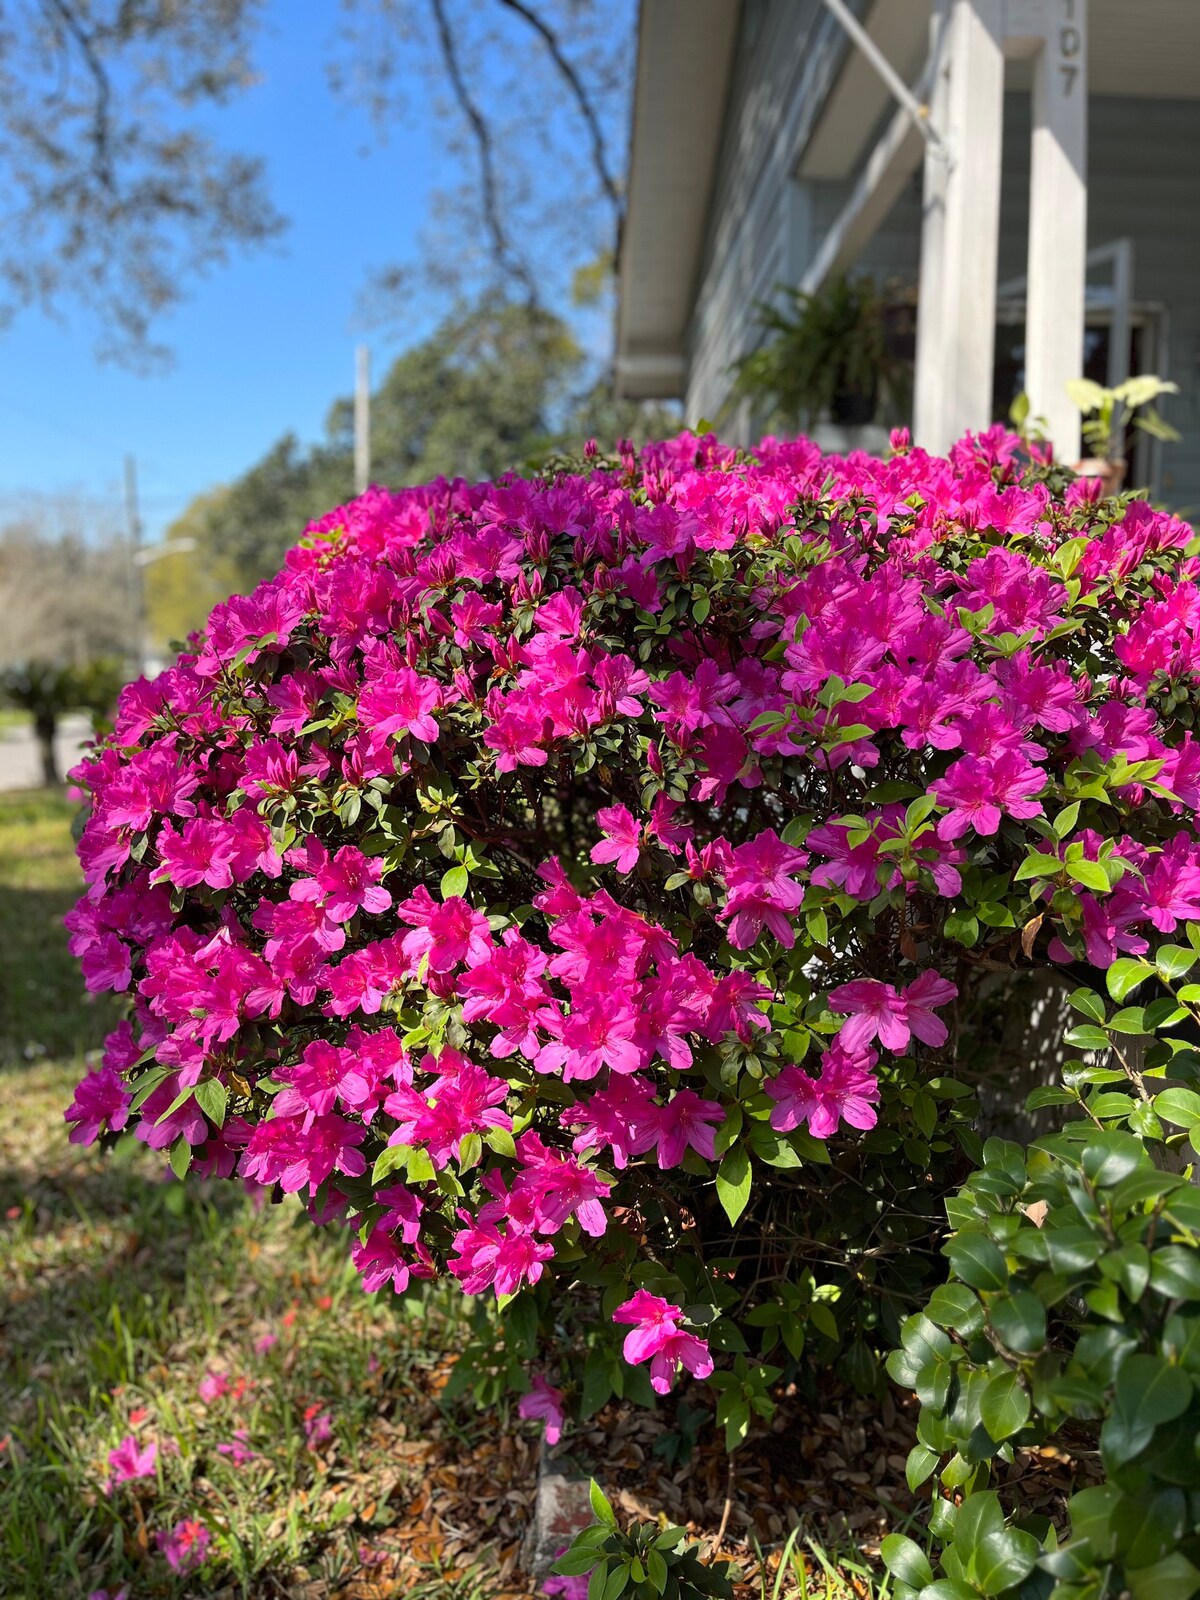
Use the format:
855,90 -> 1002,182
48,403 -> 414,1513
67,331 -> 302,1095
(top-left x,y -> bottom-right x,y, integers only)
685,15 -> 1200,509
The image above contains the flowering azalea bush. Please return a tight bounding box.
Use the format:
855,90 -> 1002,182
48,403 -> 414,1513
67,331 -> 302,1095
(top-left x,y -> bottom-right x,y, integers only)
63,424 -> 1200,1485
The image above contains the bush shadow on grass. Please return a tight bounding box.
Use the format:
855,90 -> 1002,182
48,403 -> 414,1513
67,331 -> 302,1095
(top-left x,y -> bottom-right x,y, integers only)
0,1134 -> 256,1406
0,882 -> 120,1069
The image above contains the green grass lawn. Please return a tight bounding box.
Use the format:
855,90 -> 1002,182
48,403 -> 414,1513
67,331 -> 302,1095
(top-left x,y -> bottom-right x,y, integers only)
0,793 -> 538,1600
0,792 -> 896,1600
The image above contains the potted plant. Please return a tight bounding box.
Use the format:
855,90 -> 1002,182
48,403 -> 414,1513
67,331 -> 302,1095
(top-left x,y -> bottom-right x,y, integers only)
733,273 -> 909,430
1066,372 -> 1179,492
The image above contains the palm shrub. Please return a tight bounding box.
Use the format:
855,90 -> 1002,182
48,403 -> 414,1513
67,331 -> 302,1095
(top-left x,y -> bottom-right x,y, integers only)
62,425 -> 1200,1533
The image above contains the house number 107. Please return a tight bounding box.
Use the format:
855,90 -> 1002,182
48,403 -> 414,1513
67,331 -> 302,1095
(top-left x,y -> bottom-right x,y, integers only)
1058,0 -> 1081,94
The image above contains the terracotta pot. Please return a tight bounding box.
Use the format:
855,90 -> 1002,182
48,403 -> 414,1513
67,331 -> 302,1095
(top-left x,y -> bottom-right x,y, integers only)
1073,457 -> 1127,496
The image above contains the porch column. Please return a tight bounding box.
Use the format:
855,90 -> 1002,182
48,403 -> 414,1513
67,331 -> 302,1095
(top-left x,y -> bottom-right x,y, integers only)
913,0 -> 1006,454
1024,1 -> 1087,463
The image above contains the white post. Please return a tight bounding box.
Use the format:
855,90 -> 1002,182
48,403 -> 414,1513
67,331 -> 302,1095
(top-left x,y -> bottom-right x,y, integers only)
914,0 -> 1005,454
1107,238 -> 1134,391
354,344 -> 371,495
124,454 -> 146,680
1024,0 -> 1087,463
913,1 -> 951,451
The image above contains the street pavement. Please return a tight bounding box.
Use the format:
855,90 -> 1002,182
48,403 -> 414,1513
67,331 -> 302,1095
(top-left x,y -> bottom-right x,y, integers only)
0,715 -> 93,792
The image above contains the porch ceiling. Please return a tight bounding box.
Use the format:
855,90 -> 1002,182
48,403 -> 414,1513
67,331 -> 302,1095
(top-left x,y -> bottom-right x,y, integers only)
614,0 -> 740,399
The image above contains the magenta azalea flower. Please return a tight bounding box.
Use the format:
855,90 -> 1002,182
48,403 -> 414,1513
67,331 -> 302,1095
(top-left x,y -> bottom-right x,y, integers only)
64,1064 -> 131,1146
156,1518 -> 210,1574
829,972 -> 957,1055
104,1435 -> 157,1492
766,1046 -> 881,1140
612,1292 -> 712,1393
357,666 -> 441,742
644,1090 -> 725,1169
611,1290 -> 683,1364
518,1373 -> 566,1445
648,1329 -> 714,1394
590,805 -> 642,874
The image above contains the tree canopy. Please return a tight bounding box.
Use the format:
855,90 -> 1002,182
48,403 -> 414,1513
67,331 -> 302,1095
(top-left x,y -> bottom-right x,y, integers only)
150,297 -> 671,639
0,0 -> 281,365
0,2 -> 630,363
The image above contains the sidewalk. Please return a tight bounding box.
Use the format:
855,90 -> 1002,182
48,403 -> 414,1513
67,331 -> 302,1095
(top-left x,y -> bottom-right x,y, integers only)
0,714 -> 93,792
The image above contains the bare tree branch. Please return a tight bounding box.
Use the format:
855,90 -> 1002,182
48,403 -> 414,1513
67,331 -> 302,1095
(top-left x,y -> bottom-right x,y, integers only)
493,0 -> 623,228
39,0 -> 116,190
427,0 -> 538,299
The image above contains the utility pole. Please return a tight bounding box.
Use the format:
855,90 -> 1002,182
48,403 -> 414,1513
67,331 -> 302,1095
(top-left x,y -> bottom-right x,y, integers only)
354,344 -> 371,495
124,454 -> 146,679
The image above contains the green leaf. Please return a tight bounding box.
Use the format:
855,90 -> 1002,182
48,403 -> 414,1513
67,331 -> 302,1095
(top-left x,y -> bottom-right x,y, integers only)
553,1551 -> 602,1577
944,1231 -> 1008,1292
926,1283 -> 985,1337
715,1144 -> 752,1225
943,908 -> 979,948
979,1371 -> 1031,1440
1026,1085 -> 1075,1110
1081,1130 -> 1145,1186
1068,859 -> 1112,893
880,1534 -> 934,1588
581,1353 -> 615,1420
1069,987 -> 1108,1023
1107,1007 -> 1149,1035
484,1125 -> 516,1159
922,1584 -> 977,1600
1107,958 -> 1154,1002
1063,1023 -> 1111,1051
193,1078 -> 228,1127
646,1548 -> 668,1593
1015,852 -> 1063,882
951,1489 -> 1006,1554
406,1148 -> 435,1184
457,1131 -> 482,1171
587,1562 -> 612,1600
168,1136 -> 192,1181
971,1527 -> 1040,1596
1152,1248 -> 1200,1299
1115,1354 -> 1193,1426
589,1478 -> 617,1529
989,1290 -> 1046,1354
906,1442 -> 940,1490
1155,1088 -> 1200,1129
1157,945 -> 1197,982
1126,1553 -> 1200,1600
372,1143 -> 408,1184
440,865 -> 470,898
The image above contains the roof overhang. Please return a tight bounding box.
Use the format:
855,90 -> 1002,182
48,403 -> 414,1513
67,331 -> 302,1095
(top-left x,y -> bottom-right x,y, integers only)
614,0 -> 740,399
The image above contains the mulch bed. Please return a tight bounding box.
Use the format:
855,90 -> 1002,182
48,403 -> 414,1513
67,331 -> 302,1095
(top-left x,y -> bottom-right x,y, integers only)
304,1361 -> 1103,1600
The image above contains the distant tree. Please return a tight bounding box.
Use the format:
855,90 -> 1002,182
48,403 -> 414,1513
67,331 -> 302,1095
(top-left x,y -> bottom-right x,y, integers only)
0,508 -> 131,783
0,1 -> 282,365
0,514 -> 131,668
143,490 -> 248,655
0,3 -> 631,364
332,0 -> 631,309
1,658 -> 122,785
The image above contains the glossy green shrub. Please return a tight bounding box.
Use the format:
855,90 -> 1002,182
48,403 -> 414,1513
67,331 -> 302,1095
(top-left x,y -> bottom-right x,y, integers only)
550,1482 -> 735,1600
886,1065 -> 1200,1598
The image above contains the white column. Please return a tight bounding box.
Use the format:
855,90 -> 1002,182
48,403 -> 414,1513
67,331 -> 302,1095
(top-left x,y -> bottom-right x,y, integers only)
1024,0 -> 1088,463
914,0 -> 1006,454
913,2 -> 951,451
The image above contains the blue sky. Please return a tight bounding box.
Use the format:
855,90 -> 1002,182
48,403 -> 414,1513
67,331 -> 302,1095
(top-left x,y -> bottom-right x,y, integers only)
0,6 -> 442,543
